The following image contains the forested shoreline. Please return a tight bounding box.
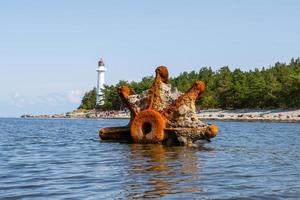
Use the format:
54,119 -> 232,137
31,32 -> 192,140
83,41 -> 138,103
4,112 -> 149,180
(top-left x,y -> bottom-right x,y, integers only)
79,58 -> 300,110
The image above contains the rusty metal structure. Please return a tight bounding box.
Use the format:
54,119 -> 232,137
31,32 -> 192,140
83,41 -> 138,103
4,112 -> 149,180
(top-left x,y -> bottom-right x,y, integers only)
99,66 -> 218,146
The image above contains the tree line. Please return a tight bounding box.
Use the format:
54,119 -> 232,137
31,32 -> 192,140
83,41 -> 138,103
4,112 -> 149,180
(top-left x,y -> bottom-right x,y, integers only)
78,58 -> 300,110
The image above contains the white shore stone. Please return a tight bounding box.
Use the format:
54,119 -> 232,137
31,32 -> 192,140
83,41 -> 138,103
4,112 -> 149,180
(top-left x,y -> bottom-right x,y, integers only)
198,109 -> 300,122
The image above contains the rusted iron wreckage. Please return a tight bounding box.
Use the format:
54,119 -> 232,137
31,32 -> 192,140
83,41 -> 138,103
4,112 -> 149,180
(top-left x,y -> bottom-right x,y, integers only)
99,66 -> 218,146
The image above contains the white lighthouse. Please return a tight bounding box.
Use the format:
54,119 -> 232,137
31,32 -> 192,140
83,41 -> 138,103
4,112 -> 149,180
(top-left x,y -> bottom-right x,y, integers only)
96,58 -> 106,106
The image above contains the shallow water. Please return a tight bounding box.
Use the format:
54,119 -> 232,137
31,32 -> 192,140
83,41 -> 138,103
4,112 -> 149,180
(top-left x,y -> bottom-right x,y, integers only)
0,118 -> 299,199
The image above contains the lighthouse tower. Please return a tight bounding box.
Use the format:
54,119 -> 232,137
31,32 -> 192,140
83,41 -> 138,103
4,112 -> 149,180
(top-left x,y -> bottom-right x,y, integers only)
96,58 -> 106,106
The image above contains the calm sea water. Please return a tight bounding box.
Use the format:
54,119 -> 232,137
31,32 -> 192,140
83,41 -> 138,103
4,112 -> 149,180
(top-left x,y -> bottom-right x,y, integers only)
0,118 -> 299,199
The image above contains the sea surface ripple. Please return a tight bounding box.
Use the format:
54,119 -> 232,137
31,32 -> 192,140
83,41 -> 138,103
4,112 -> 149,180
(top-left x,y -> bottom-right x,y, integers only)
0,118 -> 299,199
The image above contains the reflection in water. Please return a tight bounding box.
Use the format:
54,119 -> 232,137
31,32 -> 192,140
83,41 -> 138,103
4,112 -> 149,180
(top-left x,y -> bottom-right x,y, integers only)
124,144 -> 208,199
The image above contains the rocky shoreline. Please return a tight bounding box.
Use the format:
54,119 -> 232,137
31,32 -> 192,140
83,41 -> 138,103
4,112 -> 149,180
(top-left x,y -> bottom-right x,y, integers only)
198,109 -> 300,123
21,109 -> 300,122
20,109 -> 130,119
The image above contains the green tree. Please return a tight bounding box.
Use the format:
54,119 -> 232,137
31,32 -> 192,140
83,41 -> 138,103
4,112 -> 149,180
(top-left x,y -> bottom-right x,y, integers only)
215,66 -> 234,108
79,58 -> 300,110
78,88 -> 97,110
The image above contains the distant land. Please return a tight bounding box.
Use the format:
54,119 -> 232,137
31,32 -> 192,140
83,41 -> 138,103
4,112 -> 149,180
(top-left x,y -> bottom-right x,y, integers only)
22,58 -> 300,122
21,108 -> 300,123
79,58 -> 300,111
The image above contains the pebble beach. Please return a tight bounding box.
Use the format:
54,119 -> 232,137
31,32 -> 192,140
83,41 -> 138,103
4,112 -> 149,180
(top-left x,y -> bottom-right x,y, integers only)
198,109 -> 300,122
21,109 -> 300,122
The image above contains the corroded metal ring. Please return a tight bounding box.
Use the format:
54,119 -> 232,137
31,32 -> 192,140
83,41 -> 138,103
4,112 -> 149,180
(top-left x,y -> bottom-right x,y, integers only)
130,109 -> 166,143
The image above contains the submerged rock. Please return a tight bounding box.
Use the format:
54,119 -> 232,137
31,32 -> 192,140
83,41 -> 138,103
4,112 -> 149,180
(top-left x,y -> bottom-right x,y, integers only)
99,66 -> 218,146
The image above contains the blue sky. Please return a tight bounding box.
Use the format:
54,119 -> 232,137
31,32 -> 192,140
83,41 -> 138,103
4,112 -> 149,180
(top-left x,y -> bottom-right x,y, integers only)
0,0 -> 299,117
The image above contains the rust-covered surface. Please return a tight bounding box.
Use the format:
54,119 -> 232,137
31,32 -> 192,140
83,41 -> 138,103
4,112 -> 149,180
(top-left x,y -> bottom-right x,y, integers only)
99,66 -> 218,146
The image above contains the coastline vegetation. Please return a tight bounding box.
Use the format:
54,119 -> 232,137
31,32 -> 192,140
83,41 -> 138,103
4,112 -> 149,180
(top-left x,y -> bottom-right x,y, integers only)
78,58 -> 300,110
